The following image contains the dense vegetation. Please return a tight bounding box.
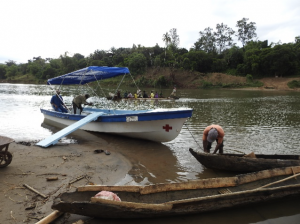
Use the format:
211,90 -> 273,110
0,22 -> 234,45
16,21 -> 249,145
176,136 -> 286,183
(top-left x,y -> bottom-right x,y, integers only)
1,18 -> 299,88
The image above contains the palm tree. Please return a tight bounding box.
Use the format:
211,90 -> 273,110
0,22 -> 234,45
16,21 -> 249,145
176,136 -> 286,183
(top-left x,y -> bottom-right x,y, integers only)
162,32 -> 171,61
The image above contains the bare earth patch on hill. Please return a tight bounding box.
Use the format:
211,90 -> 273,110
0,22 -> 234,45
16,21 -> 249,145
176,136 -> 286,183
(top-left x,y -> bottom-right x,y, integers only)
257,77 -> 300,91
143,68 -> 300,91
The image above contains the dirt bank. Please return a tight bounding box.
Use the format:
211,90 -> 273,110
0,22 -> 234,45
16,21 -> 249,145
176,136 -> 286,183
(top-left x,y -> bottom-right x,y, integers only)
140,68 -> 300,91
0,141 -> 131,224
257,77 -> 300,91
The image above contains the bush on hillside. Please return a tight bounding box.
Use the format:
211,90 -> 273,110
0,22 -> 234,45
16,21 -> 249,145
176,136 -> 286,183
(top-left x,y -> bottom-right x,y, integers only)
287,80 -> 300,89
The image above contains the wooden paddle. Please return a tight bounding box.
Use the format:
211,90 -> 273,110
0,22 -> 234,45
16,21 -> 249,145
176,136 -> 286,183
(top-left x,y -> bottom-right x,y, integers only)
256,172 -> 300,189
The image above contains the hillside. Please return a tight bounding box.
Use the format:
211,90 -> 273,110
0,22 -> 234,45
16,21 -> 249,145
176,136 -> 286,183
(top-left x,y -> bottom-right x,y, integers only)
135,68 -> 300,91
1,68 -> 300,91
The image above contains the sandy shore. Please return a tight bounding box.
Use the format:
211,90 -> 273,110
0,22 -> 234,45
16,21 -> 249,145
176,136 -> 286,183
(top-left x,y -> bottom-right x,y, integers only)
0,141 -> 131,224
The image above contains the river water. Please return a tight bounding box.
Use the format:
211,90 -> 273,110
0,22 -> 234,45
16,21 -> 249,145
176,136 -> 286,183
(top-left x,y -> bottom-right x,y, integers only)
1,83 -> 300,223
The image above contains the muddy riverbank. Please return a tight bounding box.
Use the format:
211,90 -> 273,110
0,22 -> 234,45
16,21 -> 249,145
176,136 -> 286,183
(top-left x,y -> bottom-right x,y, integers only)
0,141 -> 131,223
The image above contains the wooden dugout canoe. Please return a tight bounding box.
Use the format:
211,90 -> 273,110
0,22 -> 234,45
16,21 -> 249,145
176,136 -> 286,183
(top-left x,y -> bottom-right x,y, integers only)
189,148 -> 300,172
52,166 -> 300,219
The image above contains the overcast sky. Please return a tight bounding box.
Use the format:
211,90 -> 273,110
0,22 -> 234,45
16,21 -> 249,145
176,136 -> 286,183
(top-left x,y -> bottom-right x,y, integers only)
1,0 -> 299,64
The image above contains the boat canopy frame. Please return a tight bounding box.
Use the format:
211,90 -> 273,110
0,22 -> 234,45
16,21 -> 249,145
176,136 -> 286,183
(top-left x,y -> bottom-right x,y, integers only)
47,66 -> 130,85
46,66 -> 142,112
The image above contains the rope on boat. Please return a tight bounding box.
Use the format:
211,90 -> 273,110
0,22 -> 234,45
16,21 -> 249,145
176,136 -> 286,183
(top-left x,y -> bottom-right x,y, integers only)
129,72 -> 140,92
91,73 -> 108,98
184,122 -> 203,151
112,73 -> 127,97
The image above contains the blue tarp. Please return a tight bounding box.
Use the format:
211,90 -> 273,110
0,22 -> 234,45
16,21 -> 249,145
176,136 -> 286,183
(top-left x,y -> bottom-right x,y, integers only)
47,66 -> 130,85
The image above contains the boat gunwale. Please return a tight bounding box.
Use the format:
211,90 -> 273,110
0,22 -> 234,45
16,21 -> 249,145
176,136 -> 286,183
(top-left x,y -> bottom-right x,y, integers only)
79,183 -> 300,210
40,108 -> 193,122
189,148 -> 300,172
78,166 -> 300,194
201,152 -> 300,160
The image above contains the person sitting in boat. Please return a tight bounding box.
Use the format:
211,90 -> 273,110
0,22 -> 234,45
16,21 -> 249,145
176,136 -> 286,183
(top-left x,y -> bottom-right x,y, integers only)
124,91 -> 128,98
154,91 -> 159,98
202,124 -> 224,154
137,89 -> 142,98
50,89 -> 68,113
143,91 -> 148,98
134,92 -> 138,99
72,94 -> 93,114
159,92 -> 163,98
150,91 -> 154,98
170,86 -> 176,98
127,92 -> 133,98
116,90 -> 121,99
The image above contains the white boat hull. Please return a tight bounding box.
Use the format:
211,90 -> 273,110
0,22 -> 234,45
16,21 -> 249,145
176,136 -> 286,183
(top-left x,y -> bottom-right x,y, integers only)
42,109 -> 191,142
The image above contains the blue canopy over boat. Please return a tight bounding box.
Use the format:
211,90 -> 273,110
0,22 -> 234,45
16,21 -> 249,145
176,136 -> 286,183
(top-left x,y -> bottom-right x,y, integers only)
47,66 -> 130,85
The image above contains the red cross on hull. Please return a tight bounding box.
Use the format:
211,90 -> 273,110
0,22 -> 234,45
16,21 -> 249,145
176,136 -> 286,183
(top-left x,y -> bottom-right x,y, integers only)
163,124 -> 172,132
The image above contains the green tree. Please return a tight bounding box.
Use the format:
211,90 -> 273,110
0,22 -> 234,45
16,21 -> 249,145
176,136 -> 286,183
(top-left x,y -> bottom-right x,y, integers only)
236,18 -> 257,51
73,53 -> 86,69
181,51 -> 213,72
169,28 -> 180,50
0,64 -> 7,79
91,49 -> 106,61
154,56 -> 162,67
243,48 -> 261,76
245,40 -> 269,51
294,36 -> 300,71
162,32 -> 171,60
212,59 -> 227,72
5,65 -> 18,78
223,46 -> 244,69
73,53 -> 85,60
43,65 -> 57,79
260,44 -> 298,77
31,56 -> 48,79
214,23 -> 235,53
127,53 -> 147,76
5,60 -> 17,67
28,61 -> 42,77
182,57 -> 191,70
152,43 -> 164,57
18,63 -> 28,75
49,59 -> 62,70
60,52 -> 76,74
193,27 -> 216,53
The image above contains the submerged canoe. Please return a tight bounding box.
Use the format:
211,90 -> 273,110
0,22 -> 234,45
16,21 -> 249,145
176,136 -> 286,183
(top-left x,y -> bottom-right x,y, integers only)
189,148 -> 300,172
52,166 -> 300,219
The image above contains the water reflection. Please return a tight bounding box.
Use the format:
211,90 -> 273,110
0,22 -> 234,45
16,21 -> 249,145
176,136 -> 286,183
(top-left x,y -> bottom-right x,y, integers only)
1,83 -> 300,224
1,83 -> 300,169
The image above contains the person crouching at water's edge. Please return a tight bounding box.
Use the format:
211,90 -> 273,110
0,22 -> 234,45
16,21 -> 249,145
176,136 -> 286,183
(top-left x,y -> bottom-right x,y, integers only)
202,124 -> 224,154
170,86 -> 176,97
50,89 -> 68,113
72,94 -> 93,114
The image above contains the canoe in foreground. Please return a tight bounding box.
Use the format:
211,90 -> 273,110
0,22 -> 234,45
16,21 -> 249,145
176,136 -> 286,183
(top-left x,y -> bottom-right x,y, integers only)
189,148 -> 300,172
52,166 -> 300,219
